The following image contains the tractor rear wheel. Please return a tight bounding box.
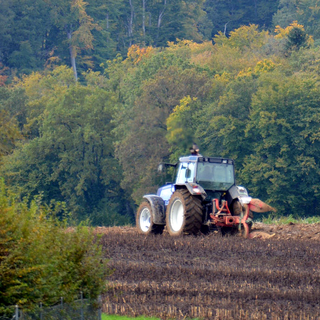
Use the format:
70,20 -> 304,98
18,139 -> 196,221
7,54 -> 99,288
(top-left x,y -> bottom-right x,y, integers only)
232,200 -> 242,215
233,200 -> 254,218
166,189 -> 203,236
136,201 -> 164,235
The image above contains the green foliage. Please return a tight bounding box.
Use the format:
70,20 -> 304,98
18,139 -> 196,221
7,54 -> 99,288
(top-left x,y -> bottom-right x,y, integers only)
0,0 -> 289,78
4,18 -> 320,224
214,25 -> 269,52
241,72 -> 320,215
0,87 -> 28,157
1,67 -> 131,224
0,180 -> 110,314
205,0 -> 279,38
106,36 -> 320,218
110,49 -> 210,203
285,26 -> 308,51
297,0 -> 320,40
261,214 -> 320,224
0,110 -> 22,158
166,96 -> 199,160
272,0 -> 298,28
0,86 -> 28,129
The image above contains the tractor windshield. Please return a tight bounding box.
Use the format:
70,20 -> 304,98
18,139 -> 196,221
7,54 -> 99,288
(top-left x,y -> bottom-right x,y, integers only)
196,162 -> 235,191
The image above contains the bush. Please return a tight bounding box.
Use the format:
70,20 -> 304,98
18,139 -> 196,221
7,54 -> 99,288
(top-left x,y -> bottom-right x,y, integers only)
0,180 -> 110,314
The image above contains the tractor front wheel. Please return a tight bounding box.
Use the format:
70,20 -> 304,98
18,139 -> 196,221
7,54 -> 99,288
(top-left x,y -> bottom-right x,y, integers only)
136,201 -> 164,235
166,189 -> 203,236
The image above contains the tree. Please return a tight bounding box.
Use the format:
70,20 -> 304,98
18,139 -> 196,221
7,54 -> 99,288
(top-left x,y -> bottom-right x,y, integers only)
0,0 -> 52,75
286,26 -> 308,50
297,0 -> 320,40
1,67 -> 131,224
272,0 -> 298,28
166,96 -> 199,160
0,86 -> 27,158
242,72 -> 320,215
86,0 -> 125,69
214,24 -> 269,52
0,110 -> 21,158
274,21 -> 312,55
193,62 -> 270,166
204,0 -> 279,38
111,48 -> 210,202
47,0 -> 99,81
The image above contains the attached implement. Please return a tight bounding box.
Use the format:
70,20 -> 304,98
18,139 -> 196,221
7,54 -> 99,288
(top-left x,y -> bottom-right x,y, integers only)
210,199 -> 251,238
136,153 -> 275,238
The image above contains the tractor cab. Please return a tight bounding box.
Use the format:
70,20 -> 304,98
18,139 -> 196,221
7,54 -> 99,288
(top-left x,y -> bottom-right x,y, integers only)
157,156 -> 237,205
178,156 -> 235,190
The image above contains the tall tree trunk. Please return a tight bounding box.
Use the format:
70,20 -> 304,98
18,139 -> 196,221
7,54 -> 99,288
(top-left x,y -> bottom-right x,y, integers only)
224,21 -> 229,35
128,0 -> 134,46
156,0 -> 167,44
142,0 -> 146,42
66,28 -> 78,81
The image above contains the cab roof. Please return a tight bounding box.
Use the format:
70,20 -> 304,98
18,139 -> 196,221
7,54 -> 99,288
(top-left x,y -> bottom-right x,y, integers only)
179,156 -> 234,165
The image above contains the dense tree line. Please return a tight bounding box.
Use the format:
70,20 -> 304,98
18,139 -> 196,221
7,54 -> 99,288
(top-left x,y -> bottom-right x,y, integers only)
4,0 -> 320,81
0,0 -> 284,79
4,0 -> 320,79
1,23 -> 320,221
2,1 -> 320,223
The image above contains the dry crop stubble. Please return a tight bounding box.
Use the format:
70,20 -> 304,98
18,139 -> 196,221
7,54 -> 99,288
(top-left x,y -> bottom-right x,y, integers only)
100,226 -> 320,319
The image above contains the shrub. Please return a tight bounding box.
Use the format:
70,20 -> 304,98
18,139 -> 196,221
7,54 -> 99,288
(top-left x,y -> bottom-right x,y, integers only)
0,180 -> 110,314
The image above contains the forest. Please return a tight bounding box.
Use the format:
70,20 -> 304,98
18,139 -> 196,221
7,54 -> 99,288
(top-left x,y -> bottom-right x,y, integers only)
2,0 -> 320,225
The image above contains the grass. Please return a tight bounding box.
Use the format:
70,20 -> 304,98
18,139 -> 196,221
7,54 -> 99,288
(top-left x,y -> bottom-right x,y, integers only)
102,314 -> 160,320
261,214 -> 320,225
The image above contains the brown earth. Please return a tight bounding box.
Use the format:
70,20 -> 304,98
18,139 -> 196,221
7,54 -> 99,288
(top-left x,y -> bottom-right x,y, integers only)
99,223 -> 320,320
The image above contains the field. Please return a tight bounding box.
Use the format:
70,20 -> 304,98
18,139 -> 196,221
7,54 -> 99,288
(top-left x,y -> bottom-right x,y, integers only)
100,223 -> 320,319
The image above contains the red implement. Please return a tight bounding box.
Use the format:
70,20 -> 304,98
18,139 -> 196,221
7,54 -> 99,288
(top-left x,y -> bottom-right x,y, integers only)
210,199 -> 251,239
248,198 -> 276,213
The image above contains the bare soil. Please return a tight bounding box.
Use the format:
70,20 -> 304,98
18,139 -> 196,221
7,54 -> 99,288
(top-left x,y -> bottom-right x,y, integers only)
251,222 -> 320,241
99,223 -> 320,319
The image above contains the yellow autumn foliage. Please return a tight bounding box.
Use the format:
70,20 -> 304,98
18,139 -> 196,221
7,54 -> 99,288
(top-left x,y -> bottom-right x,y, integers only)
127,45 -> 155,64
274,21 -> 305,39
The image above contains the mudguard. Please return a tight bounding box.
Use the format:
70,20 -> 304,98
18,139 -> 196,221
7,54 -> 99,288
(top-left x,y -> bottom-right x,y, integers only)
226,185 -> 250,204
227,185 -> 241,203
143,195 -> 166,225
175,183 -> 207,200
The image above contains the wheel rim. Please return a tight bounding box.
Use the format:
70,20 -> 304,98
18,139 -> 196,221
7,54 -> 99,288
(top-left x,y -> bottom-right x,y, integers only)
170,199 -> 184,232
140,207 -> 151,232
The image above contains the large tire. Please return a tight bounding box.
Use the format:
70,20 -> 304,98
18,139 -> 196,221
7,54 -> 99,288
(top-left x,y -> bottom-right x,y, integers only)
233,200 -> 254,219
166,189 -> 203,236
232,200 -> 242,216
136,201 -> 164,235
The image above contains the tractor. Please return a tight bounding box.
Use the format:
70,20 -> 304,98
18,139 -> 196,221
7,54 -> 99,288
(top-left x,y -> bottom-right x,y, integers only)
136,154 -> 273,238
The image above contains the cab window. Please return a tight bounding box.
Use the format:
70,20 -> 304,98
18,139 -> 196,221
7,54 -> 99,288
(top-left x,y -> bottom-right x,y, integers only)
176,162 -> 195,184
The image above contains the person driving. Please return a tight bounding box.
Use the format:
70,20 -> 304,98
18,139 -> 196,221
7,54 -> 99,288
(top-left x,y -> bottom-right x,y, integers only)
190,143 -> 202,156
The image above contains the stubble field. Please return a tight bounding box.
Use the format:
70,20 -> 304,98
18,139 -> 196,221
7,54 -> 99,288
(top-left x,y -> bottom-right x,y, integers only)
100,223 -> 320,319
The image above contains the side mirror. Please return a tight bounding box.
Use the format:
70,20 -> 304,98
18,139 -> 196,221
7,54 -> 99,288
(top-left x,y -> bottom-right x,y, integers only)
158,163 -> 164,173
